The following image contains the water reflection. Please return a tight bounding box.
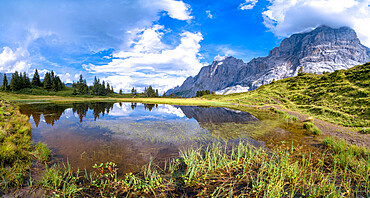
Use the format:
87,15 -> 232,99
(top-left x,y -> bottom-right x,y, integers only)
19,102 -> 267,175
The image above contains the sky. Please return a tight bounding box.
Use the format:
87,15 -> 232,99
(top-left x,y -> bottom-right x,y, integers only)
0,0 -> 369,93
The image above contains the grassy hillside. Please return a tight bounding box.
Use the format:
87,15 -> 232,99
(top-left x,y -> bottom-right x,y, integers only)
205,63 -> 370,127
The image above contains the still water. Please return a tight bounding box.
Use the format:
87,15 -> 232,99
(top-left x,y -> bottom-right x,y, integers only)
19,102 -> 305,175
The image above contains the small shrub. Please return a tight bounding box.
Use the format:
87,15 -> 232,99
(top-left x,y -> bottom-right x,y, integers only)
34,142 -> 51,163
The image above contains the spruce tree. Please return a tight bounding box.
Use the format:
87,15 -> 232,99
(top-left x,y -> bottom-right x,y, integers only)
32,69 -> 41,87
10,71 -> 20,91
43,72 -> 52,89
1,73 -> 8,91
23,72 -> 31,88
131,87 -> 136,96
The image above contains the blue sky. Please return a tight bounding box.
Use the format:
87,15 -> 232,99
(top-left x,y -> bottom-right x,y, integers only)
0,0 -> 369,93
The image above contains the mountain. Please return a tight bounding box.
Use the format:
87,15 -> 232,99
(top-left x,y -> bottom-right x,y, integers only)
167,26 -> 370,97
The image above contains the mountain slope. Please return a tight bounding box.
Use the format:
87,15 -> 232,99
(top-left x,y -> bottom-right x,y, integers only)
168,26 -> 370,97
204,62 -> 370,127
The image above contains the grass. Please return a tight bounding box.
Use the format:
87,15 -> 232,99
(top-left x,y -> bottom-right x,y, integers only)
303,122 -> 322,135
0,98 -> 51,194
34,142 -> 51,163
359,128 -> 370,134
32,140 -> 369,197
204,63 -> 370,127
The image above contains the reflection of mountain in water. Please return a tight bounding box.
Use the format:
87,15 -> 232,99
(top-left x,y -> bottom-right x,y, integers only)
179,106 -> 259,123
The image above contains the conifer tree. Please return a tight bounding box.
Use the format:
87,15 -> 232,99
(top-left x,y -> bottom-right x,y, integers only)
1,73 -> 8,91
10,71 -> 20,91
32,69 -> 41,87
131,87 -> 137,96
43,72 -> 52,89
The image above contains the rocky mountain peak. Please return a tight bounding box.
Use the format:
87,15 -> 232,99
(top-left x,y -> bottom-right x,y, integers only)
167,26 -> 370,97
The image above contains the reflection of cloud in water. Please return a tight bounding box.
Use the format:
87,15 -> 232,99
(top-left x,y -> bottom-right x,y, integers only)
106,103 -> 131,117
63,108 -> 74,119
157,105 -> 185,118
83,119 -> 211,144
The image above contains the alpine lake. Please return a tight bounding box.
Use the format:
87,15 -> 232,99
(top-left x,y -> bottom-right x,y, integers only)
19,102 -> 317,176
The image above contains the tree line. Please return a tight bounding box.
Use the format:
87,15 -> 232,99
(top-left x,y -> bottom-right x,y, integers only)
1,69 -> 64,91
72,75 -> 114,96
196,90 -> 212,97
1,70 -> 165,97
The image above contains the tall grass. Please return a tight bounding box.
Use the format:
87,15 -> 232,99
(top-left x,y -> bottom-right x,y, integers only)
37,141 -> 370,197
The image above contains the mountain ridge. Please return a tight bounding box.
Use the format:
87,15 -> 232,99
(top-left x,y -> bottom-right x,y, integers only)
167,25 -> 370,97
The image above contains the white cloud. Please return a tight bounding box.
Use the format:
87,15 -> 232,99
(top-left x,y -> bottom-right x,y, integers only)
263,0 -> 370,47
0,46 -> 31,73
206,10 -> 213,19
239,0 -> 259,10
85,25 -> 204,93
59,73 -> 73,83
158,0 -> 193,20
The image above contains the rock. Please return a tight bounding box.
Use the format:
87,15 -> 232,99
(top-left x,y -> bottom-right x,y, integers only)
167,26 -> 370,97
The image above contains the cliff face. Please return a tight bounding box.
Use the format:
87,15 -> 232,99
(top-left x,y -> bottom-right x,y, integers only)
167,26 -> 370,97
167,56 -> 246,97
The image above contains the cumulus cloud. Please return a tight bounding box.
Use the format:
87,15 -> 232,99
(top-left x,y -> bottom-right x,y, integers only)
0,0 -> 193,73
0,47 -> 31,73
263,0 -> 370,46
86,25 -> 204,93
239,0 -> 259,10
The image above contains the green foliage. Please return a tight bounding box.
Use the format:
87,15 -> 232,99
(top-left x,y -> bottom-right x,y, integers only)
297,66 -> 305,76
143,86 -> 159,97
31,69 -> 41,87
131,87 -> 137,96
303,122 -> 322,135
0,100 -> 34,191
359,128 -> 370,134
38,162 -> 82,197
1,73 -> 9,91
34,141 -> 51,163
196,90 -> 211,97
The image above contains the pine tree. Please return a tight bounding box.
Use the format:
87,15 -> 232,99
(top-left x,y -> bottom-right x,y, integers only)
10,71 -> 20,91
43,72 -> 52,89
23,72 -> 31,88
107,83 -> 110,94
119,89 -> 123,95
93,77 -> 99,95
298,66 -> 304,76
1,73 -> 8,91
155,89 -> 159,97
32,69 -> 41,87
131,87 -> 136,96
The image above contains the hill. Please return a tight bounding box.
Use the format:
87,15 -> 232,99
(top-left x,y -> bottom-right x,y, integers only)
204,62 -> 370,127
